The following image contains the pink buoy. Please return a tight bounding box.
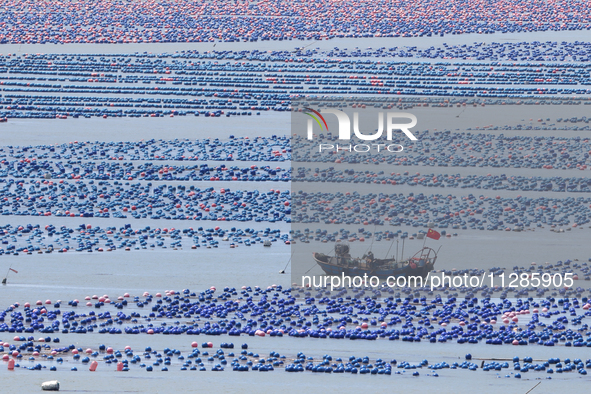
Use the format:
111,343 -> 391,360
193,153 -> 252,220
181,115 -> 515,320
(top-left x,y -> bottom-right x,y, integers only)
542,308 -> 548,312
147,329 -> 154,335
72,349 -> 79,355
210,286 -> 216,291
13,336 -> 19,341
191,342 -> 198,348
24,302 -> 30,308
361,322 -> 368,329
45,300 -> 51,304
11,351 -> 18,357
51,351 -> 57,356
155,293 -> 162,297
92,295 -> 98,299
7,359 -> 14,370
106,347 -> 114,354
143,292 -> 149,297
32,351 -> 39,356
512,340 -> 519,345
36,300 -> 42,305
117,362 -> 124,371
2,354 -> 8,361
85,348 -> 92,354
85,296 -> 91,300
124,346 -> 131,351
440,323 -> 447,327
89,361 -> 98,371
512,317 -> 519,322
38,338 -> 45,342
490,320 -> 496,324
533,308 -> 539,313
459,321 -> 465,326
381,322 -> 387,328
583,304 -> 590,310
207,342 -> 213,347
123,293 -> 130,298
86,302 -> 92,306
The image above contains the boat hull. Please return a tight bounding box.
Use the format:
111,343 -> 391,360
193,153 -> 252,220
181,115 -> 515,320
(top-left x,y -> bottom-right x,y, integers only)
313,252 -> 434,279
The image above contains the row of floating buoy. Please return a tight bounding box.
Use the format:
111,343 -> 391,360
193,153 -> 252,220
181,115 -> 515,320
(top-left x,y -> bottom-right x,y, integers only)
0,222 -> 291,255
2,162 -> 291,181
8,127 -> 591,173
1,177 -> 591,234
309,41 -> 591,62
2,52 -> 591,119
296,168 -> 591,194
1,135 -> 290,162
0,0 -> 590,44
1,87 -> 590,119
0,178 -> 292,224
291,190 -> 591,231
11,344 -> 591,378
6,49 -> 591,71
294,129 -> 591,170
3,279 -> 591,359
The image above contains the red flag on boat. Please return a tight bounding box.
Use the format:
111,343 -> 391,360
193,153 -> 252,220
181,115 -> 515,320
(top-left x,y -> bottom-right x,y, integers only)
426,229 -> 440,240
9,268 -> 17,273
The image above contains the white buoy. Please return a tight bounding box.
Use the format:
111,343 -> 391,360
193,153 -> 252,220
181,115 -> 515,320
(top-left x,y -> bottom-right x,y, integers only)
41,380 -> 60,391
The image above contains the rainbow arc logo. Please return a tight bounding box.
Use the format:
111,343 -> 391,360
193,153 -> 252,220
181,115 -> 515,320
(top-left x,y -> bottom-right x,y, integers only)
303,107 -> 328,132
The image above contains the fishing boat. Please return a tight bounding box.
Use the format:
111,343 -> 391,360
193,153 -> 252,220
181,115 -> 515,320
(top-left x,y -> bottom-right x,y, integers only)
312,243 -> 438,279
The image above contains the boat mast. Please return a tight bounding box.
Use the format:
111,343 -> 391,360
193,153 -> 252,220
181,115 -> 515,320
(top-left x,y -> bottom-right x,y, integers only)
385,234 -> 395,259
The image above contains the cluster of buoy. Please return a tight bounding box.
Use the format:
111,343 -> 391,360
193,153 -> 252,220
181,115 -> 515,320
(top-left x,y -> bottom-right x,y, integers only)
3,136 -> 289,162
0,278 -> 589,343
296,169 -> 591,194
0,223 -> 290,255
292,191 -> 591,230
0,179 -> 291,222
294,130 -> 591,170
0,0 -> 589,44
312,41 -> 591,62
1,161 -> 290,181
5,340 -> 591,378
3,90 -> 591,120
